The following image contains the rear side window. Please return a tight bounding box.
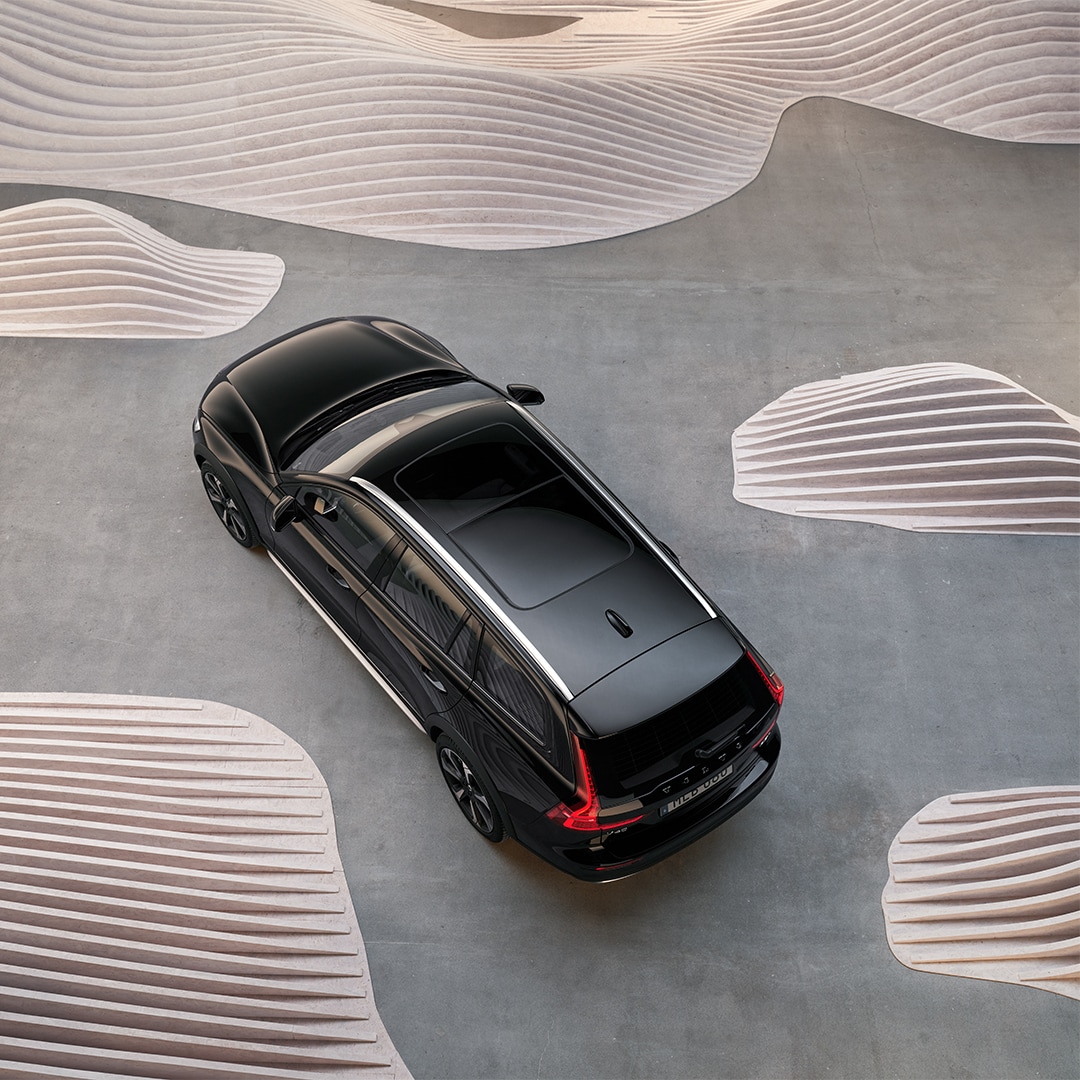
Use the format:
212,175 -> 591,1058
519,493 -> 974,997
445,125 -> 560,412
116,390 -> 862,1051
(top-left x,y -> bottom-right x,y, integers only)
474,631 -> 556,746
383,545 -> 472,654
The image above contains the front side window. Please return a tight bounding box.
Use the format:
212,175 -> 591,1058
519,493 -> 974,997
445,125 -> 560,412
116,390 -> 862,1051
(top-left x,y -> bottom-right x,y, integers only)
299,485 -> 398,577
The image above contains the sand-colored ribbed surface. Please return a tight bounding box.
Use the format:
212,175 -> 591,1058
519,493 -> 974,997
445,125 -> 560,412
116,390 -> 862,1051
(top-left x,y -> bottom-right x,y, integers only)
0,1 -> 1074,249
0,200 -> 284,338
882,787 -> 1080,1000
0,693 -> 411,1080
730,363 -> 1080,534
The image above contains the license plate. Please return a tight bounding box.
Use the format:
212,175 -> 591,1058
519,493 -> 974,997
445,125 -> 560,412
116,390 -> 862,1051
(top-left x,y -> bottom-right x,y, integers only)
659,763 -> 734,817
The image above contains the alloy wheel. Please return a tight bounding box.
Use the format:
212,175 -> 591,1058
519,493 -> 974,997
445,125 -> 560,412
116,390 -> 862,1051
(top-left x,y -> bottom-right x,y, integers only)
202,468 -> 251,545
439,744 -> 498,837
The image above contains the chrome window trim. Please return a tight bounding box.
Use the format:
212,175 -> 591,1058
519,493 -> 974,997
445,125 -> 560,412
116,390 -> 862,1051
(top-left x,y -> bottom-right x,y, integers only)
349,475 -> 575,702
507,401 -> 718,619
266,550 -> 427,733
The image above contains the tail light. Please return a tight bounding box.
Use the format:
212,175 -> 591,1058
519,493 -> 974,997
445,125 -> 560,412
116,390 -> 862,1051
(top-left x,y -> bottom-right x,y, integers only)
746,646 -> 784,707
546,735 -> 645,832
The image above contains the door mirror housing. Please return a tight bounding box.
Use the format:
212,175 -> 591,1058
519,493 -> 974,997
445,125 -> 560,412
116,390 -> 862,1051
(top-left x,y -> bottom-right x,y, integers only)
506,383 -> 545,407
271,494 -> 301,532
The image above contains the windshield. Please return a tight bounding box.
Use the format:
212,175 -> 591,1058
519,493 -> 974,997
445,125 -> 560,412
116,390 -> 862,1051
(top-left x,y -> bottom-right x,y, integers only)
288,378 -> 499,474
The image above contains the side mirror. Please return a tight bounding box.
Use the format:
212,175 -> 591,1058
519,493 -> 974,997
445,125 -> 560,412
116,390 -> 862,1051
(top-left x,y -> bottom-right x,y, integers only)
271,494 -> 301,532
311,494 -> 339,520
506,383 -> 544,407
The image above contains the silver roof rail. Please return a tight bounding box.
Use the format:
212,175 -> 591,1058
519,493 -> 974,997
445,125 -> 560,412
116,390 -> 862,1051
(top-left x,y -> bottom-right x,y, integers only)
507,401 -> 718,620
349,475 -> 575,702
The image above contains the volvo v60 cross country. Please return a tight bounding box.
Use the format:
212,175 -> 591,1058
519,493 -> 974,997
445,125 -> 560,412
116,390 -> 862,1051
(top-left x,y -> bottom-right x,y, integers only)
193,316 -> 783,881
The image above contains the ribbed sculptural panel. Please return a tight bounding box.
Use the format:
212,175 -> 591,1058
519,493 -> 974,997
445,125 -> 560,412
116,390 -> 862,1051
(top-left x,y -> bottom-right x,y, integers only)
0,1 -> 1074,249
882,787 -> 1080,1000
0,692 -> 411,1079
0,200 -> 283,338
731,364 -> 1080,534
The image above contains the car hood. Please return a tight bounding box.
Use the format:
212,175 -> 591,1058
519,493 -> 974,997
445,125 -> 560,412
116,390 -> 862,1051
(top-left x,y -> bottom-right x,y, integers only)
216,317 -> 463,468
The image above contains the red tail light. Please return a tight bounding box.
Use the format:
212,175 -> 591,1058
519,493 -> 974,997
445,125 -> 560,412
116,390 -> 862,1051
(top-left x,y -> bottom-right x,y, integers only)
746,647 -> 784,707
546,735 -> 645,832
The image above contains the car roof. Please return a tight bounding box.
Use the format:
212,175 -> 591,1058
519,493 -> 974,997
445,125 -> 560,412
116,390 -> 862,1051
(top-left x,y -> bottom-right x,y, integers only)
336,395 -> 722,703
209,319 -> 739,728
213,317 -> 464,469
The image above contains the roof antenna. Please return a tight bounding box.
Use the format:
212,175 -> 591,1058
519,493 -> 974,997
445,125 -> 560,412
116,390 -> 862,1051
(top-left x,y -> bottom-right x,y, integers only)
605,609 -> 633,638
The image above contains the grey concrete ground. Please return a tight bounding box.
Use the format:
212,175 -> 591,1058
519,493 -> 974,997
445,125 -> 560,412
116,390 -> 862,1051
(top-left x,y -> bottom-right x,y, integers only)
1,97 -> 1078,1078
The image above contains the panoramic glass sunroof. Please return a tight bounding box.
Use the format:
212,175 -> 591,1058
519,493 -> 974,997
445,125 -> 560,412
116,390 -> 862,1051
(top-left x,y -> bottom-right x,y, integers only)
397,424 -> 632,607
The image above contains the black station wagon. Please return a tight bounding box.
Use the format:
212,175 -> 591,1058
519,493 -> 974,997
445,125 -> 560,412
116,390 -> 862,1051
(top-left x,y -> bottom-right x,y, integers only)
193,317 -> 783,881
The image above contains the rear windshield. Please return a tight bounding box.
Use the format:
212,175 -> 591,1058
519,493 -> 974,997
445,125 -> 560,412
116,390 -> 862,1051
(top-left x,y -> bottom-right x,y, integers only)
583,654 -> 773,796
397,423 -> 632,607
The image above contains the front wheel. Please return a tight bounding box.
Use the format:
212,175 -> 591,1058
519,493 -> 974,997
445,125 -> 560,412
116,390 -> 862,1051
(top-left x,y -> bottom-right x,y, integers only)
435,734 -> 505,842
200,463 -> 259,548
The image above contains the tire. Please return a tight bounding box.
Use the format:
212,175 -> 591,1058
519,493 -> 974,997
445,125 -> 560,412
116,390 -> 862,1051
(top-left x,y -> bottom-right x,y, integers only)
435,734 -> 506,842
200,463 -> 259,548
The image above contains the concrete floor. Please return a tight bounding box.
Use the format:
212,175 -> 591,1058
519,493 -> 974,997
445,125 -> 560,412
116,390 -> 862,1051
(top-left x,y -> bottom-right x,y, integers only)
1,97 -> 1077,1078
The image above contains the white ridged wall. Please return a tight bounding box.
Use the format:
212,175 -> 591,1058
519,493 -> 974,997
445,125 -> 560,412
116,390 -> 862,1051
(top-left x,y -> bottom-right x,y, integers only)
0,200 -> 284,338
0,693 -> 411,1080
882,787 -> 1080,1000
0,0 -> 1075,249
731,364 -> 1080,534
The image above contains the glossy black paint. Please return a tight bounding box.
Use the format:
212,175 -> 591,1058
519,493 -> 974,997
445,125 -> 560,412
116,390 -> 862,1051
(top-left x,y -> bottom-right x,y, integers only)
572,620 -> 745,735
194,316 -> 782,881
206,317 -> 464,469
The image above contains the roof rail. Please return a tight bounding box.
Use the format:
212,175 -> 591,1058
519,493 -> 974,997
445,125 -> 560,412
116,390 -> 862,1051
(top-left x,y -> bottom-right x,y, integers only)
349,476 -> 575,701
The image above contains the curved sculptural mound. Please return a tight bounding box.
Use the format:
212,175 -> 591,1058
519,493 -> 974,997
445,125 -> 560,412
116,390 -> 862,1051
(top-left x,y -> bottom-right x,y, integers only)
0,200 -> 283,338
882,786 -> 1080,1000
0,0 -> 1074,249
0,692 -> 411,1079
731,363 -> 1080,534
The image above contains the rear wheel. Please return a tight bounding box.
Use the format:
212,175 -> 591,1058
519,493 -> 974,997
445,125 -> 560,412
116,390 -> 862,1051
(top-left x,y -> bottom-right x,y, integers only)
436,734 -> 505,842
200,463 -> 258,548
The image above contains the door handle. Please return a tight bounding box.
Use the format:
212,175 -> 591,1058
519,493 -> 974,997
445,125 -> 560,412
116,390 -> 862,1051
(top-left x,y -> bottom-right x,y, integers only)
326,565 -> 352,590
421,667 -> 446,693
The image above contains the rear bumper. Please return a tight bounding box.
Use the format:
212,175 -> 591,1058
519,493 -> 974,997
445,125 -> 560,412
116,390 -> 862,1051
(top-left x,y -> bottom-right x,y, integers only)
518,726 -> 781,883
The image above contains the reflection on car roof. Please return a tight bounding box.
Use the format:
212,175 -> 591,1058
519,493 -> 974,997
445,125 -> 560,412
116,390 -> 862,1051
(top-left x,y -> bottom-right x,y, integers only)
396,421 -> 633,609
357,404 -> 714,696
